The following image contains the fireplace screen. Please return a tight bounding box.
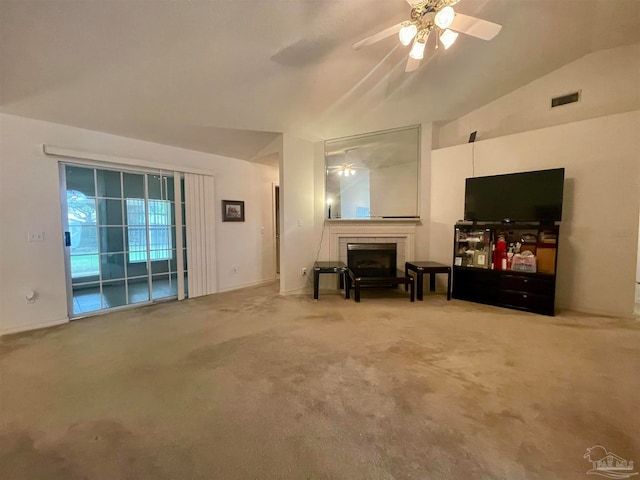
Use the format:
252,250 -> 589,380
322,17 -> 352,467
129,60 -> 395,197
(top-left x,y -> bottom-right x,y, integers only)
347,243 -> 397,278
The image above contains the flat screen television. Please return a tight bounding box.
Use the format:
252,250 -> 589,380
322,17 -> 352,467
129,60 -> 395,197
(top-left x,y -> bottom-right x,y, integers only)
464,168 -> 565,222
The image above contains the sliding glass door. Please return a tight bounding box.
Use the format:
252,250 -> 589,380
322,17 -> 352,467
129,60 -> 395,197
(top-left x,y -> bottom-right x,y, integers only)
61,164 -> 186,317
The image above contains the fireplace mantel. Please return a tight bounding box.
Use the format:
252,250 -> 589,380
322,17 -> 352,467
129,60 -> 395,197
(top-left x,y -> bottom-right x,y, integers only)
325,218 -> 421,224
327,220 -> 418,267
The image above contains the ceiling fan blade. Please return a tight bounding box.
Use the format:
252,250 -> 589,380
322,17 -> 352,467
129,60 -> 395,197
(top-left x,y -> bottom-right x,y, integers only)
450,12 -> 502,41
405,55 -> 421,73
353,22 -> 404,50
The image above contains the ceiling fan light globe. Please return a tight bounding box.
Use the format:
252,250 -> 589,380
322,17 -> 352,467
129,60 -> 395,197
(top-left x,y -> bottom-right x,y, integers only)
440,28 -> 459,49
435,6 -> 455,29
399,23 -> 418,46
409,39 -> 426,60
338,170 -> 343,176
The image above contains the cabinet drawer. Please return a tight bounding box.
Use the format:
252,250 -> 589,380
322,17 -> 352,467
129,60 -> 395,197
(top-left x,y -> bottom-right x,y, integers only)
499,274 -> 555,295
498,290 -> 554,315
454,267 -> 498,286
453,282 -> 498,303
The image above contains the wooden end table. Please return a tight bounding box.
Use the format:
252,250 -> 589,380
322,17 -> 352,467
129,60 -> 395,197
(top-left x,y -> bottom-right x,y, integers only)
348,268 -> 415,303
313,261 -> 349,300
404,261 -> 452,301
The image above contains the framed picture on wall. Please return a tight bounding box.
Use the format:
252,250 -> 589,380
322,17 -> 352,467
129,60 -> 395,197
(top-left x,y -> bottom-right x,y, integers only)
222,200 -> 245,222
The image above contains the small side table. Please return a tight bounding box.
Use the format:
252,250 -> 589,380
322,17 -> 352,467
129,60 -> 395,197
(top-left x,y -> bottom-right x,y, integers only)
313,261 -> 349,300
348,268 -> 415,303
405,261 -> 452,301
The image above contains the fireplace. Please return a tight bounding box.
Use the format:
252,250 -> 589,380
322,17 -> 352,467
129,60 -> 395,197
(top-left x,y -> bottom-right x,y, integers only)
347,243 -> 397,278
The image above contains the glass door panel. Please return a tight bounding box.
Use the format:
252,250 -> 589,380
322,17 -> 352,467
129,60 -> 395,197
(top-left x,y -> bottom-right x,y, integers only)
100,253 -> 125,281
127,278 -> 150,304
66,166 -> 95,196
63,165 -> 182,318
181,177 -> 188,297
151,258 -> 171,275
123,173 -> 145,198
102,280 -> 127,308
152,275 -> 171,300
97,199 -> 123,225
72,283 -> 102,314
99,227 -> 125,253
66,166 -> 100,311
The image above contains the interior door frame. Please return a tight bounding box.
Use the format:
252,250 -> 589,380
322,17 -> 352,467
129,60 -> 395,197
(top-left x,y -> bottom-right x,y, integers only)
59,163 -> 75,318
273,183 -> 280,276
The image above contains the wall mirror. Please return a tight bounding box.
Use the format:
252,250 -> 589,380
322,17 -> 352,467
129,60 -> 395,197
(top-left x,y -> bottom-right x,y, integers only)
324,125 -> 420,219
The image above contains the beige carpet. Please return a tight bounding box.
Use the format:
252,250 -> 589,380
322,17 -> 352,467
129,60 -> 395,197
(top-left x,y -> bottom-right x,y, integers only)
1,282 -> 638,480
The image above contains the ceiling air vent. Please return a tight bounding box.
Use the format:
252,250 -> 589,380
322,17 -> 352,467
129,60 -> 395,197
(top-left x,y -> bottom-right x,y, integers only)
551,91 -> 580,108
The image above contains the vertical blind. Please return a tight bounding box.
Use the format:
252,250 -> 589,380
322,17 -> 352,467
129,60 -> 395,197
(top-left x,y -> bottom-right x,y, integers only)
184,173 -> 217,297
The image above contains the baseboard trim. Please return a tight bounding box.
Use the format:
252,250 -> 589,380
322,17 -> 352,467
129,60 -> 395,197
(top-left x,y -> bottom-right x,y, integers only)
1,317 -> 69,337
216,278 -> 278,294
556,302 -> 634,319
280,287 -> 308,295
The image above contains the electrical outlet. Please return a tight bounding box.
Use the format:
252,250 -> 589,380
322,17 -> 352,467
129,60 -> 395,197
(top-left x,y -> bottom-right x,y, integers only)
28,232 -> 44,242
301,267 -> 307,276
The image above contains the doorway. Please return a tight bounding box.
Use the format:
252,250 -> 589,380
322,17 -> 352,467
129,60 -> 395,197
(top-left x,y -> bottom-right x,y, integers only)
275,185 -> 280,275
636,209 -> 640,315
61,164 -> 184,317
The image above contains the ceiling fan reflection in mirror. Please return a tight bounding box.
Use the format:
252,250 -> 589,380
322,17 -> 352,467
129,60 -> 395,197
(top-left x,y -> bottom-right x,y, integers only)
353,0 -> 502,72
326,148 -> 365,177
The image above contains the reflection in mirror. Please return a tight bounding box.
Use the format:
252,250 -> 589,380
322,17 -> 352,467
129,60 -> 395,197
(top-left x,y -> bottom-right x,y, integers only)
324,125 -> 420,219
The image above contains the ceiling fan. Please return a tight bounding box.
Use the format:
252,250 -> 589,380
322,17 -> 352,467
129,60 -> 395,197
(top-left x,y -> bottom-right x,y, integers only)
353,0 -> 502,73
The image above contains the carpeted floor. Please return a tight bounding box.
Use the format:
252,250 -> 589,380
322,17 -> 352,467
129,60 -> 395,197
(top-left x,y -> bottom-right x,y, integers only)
1,282 -> 638,479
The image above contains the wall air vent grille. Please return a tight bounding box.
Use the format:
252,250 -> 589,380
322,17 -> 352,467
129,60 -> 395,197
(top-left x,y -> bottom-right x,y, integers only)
551,91 -> 581,108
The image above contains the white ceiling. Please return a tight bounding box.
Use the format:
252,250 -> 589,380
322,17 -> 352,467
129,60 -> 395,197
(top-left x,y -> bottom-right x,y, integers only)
1,0 -> 639,161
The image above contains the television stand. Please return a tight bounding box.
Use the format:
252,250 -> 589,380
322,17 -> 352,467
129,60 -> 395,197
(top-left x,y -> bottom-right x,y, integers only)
452,222 -> 559,316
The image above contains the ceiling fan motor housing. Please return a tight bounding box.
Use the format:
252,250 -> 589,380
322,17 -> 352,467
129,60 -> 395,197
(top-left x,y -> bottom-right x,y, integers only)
410,0 -> 460,38
353,0 -> 501,73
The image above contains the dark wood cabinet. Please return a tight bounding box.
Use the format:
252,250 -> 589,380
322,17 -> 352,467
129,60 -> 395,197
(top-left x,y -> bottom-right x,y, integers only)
452,223 -> 559,316
452,267 -> 499,305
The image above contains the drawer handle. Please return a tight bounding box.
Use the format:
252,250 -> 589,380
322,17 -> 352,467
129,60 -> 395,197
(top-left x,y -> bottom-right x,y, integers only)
522,294 -> 528,299
523,279 -> 528,283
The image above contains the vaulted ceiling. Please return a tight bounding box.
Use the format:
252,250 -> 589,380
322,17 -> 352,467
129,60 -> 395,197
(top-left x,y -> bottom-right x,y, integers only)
1,0 -> 639,161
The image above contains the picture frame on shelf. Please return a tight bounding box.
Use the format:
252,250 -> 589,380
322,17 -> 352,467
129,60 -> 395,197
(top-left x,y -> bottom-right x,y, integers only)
473,250 -> 489,269
222,200 -> 245,222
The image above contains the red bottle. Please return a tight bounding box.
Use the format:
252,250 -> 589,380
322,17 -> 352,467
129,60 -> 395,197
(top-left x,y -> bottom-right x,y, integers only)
494,236 -> 507,271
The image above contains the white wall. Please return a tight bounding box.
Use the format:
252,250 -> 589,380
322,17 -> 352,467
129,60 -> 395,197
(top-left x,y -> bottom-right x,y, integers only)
430,111 -> 640,317
215,163 -> 279,292
415,122 -> 433,260
436,43 -> 640,149
0,114 -> 278,335
279,134 -> 319,294
637,210 -> 640,283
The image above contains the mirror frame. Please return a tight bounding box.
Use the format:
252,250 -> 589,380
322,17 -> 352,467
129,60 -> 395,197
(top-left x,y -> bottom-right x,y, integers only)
324,124 -> 421,220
